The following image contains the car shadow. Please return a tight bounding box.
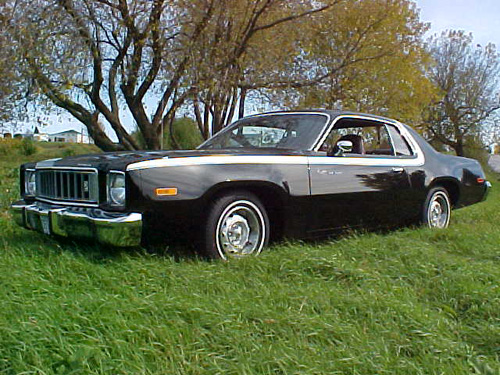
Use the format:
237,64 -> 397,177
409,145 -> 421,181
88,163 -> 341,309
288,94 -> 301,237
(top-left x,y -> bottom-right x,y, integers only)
5,219 -> 418,265
297,221 -> 419,247
5,230 -> 201,264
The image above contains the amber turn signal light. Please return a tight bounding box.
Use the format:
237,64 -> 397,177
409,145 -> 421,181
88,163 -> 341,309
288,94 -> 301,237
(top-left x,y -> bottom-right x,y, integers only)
155,187 -> 178,196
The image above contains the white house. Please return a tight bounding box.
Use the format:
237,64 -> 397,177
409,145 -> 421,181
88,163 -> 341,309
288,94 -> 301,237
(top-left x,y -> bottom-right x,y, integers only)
48,129 -> 93,144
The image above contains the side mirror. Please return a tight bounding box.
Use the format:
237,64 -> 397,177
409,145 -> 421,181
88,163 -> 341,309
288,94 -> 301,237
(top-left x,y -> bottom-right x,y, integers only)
329,140 -> 353,156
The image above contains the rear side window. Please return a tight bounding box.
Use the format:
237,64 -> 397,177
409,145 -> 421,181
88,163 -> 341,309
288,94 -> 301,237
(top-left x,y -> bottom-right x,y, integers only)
386,125 -> 413,156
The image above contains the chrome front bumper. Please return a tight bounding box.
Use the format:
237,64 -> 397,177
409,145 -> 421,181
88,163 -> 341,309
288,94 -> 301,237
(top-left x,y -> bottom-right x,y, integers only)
11,200 -> 142,247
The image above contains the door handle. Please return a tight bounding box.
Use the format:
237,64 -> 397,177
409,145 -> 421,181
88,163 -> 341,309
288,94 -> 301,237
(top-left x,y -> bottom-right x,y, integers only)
391,167 -> 404,173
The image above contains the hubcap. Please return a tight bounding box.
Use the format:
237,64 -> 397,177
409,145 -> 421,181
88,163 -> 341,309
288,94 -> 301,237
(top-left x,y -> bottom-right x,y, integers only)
216,201 -> 265,258
428,193 -> 449,228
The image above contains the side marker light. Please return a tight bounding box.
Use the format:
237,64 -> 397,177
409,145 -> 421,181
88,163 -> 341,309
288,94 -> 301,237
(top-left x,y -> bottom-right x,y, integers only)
156,188 -> 178,196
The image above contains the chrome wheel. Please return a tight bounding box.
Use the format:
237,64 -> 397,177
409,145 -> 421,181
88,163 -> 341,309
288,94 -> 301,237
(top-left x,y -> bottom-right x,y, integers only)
215,200 -> 266,258
427,191 -> 450,229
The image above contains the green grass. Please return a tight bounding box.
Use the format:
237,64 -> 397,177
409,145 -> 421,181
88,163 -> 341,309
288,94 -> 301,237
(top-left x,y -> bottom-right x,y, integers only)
0,143 -> 499,374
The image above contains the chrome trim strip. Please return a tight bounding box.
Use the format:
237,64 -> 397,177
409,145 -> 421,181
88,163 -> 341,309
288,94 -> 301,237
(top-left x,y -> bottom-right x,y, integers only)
109,170 -> 126,174
307,155 -> 424,167
246,111 -> 331,122
36,197 -> 99,208
127,155 -> 310,171
56,210 -> 142,223
34,166 -> 98,173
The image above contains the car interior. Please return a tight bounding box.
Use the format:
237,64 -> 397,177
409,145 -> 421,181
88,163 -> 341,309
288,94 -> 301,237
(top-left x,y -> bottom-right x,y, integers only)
319,118 -> 412,157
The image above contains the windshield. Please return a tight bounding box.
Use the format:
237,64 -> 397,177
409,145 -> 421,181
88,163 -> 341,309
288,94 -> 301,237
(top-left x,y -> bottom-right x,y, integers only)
198,113 -> 329,151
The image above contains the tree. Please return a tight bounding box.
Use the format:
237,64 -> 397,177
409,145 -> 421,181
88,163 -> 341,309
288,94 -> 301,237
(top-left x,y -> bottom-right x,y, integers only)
424,30 -> 500,156
0,1 -> 23,125
7,0 -> 205,150
189,0 -> 438,139
176,0 -> 340,138
269,0 -> 436,125
6,0 -> 338,151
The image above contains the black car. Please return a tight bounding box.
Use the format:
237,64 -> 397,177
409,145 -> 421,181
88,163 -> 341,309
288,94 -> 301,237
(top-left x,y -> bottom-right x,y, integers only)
11,110 -> 490,259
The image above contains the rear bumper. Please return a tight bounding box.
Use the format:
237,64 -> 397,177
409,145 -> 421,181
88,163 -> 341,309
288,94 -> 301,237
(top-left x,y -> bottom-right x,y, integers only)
482,181 -> 492,202
11,200 -> 142,247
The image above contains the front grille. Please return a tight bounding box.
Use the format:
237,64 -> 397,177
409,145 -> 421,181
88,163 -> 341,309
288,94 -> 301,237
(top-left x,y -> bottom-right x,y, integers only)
36,169 -> 99,204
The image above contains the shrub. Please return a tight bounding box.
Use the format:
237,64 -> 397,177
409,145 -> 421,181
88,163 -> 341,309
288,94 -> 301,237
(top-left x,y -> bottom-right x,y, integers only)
163,117 -> 204,150
20,138 -> 37,156
62,148 -> 77,158
0,139 -> 21,156
464,136 -> 489,167
131,117 -> 204,150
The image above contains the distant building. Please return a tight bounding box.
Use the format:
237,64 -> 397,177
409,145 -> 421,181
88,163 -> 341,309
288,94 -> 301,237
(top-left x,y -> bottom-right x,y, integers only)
33,127 -> 49,142
48,129 -> 93,144
489,143 -> 499,154
2,126 -> 93,144
2,128 -> 35,140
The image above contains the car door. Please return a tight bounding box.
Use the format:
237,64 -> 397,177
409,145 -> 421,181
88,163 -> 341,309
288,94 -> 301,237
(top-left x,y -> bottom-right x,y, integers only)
306,117 -> 417,234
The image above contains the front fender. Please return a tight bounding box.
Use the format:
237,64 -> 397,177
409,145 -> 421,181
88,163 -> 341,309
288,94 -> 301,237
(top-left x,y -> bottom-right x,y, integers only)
129,162 -> 309,204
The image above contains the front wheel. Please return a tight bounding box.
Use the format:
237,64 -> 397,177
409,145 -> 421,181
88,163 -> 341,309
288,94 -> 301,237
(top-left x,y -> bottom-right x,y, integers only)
422,187 -> 451,229
203,191 -> 270,260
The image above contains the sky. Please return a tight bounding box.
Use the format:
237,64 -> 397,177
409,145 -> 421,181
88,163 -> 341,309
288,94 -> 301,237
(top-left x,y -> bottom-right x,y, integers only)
415,0 -> 500,48
5,0 -> 500,138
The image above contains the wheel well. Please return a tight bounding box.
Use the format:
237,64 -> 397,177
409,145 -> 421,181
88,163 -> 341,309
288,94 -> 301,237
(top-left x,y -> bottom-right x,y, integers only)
431,180 -> 460,208
204,183 -> 287,241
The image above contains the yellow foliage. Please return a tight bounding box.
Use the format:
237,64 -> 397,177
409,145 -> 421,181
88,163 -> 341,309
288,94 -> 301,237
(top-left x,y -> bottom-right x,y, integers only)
295,0 -> 438,125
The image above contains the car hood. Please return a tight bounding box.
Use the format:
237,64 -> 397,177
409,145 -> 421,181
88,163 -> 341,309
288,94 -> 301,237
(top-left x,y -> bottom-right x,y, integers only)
34,148 -> 306,171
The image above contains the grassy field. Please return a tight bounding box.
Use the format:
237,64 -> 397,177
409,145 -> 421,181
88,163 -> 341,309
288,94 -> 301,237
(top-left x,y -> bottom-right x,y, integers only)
0,141 -> 499,374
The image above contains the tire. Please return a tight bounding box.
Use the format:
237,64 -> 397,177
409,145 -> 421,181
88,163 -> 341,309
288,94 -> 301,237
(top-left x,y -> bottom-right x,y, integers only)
422,187 -> 451,229
203,191 -> 270,260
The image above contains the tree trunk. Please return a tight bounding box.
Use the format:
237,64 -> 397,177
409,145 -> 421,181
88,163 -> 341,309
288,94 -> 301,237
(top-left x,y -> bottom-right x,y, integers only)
167,115 -> 180,149
84,114 -> 125,151
453,142 -> 465,156
238,88 -> 247,119
125,96 -> 160,150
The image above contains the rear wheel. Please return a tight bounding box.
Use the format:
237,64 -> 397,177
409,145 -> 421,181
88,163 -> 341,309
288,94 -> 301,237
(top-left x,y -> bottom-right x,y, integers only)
422,187 -> 451,229
203,191 -> 269,260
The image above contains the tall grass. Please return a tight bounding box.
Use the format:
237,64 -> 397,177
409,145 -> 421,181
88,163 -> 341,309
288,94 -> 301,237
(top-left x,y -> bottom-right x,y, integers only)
0,145 -> 498,374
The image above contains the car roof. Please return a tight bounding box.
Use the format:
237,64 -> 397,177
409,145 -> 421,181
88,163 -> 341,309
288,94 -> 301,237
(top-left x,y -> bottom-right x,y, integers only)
246,109 -> 399,125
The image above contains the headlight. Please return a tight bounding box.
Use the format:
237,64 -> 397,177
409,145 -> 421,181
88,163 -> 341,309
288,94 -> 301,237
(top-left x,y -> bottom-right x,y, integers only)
107,172 -> 126,207
25,170 -> 36,196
